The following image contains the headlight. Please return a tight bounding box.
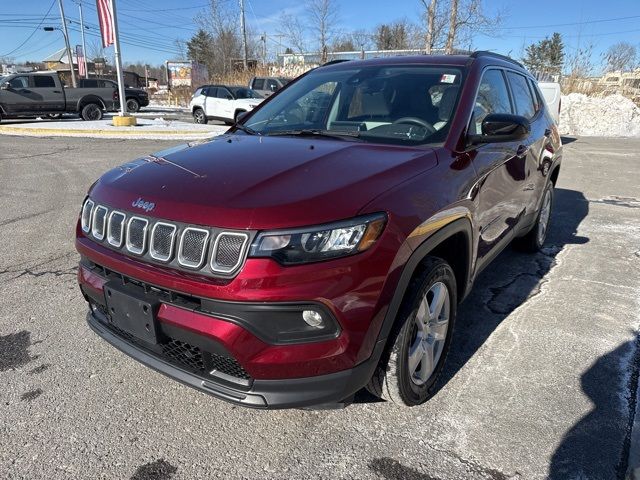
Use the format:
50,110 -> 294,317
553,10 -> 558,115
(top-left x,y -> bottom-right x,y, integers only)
249,213 -> 386,265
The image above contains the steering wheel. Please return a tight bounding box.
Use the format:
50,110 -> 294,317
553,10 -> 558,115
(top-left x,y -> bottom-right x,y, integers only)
393,117 -> 436,134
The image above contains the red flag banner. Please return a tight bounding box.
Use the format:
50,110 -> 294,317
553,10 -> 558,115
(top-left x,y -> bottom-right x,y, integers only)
96,0 -> 114,48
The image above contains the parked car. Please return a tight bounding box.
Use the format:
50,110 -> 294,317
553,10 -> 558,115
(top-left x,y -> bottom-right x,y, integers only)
76,52 -> 562,409
190,85 -> 263,124
78,78 -> 149,113
248,76 -> 290,97
0,71 -> 116,122
538,82 -> 561,125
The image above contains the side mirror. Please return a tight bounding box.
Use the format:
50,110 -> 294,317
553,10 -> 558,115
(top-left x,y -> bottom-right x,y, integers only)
1,82 -> 10,90
468,113 -> 530,145
235,111 -> 249,123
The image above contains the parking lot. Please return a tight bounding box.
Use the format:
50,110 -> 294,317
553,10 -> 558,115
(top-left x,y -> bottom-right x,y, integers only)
1,135 -> 639,479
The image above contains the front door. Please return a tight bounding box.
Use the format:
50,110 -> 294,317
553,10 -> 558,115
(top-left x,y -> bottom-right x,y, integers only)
469,68 -> 530,271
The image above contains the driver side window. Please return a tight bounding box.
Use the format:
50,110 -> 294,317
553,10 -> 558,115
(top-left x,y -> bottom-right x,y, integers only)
9,76 -> 29,89
471,69 -> 512,135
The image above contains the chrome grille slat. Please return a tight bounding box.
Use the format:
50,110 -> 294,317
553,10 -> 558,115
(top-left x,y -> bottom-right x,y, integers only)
178,227 -> 209,269
81,199 -> 94,233
107,211 -> 126,247
211,232 -> 249,273
150,222 -> 176,262
126,217 -> 148,255
92,205 -> 108,241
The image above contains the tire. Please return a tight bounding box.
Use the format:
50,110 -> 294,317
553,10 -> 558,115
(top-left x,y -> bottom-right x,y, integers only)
367,257 -> 457,406
80,103 -> 103,121
193,108 -> 207,124
514,183 -> 554,253
126,98 -> 140,113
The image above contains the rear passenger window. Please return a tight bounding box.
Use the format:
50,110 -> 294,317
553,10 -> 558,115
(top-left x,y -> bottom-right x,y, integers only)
507,72 -> 536,119
471,69 -> 511,135
527,78 -> 543,114
33,76 -> 56,88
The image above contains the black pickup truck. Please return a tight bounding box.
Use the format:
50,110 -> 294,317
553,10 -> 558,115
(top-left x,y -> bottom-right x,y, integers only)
78,78 -> 149,113
0,71 -> 117,122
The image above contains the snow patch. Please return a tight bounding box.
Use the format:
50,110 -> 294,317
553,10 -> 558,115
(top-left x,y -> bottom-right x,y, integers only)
559,93 -> 640,137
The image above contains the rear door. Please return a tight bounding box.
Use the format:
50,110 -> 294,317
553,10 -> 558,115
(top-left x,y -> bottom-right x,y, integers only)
204,86 -> 219,117
32,74 -> 64,112
505,71 -> 545,221
468,68 -> 529,269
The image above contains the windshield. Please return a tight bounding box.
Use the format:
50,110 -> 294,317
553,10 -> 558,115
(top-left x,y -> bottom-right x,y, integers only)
245,65 -> 463,145
230,87 -> 262,99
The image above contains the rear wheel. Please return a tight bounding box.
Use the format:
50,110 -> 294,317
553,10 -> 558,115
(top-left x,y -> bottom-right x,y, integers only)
80,103 -> 103,121
367,257 -> 457,406
126,98 -> 140,113
514,183 -> 554,252
193,108 -> 207,124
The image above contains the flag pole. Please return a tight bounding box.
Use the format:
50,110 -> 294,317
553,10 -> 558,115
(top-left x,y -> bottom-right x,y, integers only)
77,0 -> 88,78
108,0 -> 128,118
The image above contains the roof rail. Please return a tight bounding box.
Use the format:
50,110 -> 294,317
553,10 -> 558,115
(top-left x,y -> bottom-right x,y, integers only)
321,59 -> 351,67
470,51 -> 524,68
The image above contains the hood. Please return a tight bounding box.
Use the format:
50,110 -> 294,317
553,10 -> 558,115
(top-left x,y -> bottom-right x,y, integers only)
89,135 -> 438,230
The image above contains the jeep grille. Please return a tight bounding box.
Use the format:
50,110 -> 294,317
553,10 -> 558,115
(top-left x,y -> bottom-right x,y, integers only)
81,199 -> 252,278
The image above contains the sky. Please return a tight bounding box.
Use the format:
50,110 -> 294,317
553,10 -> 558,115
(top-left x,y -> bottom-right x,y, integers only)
1,0 -> 639,74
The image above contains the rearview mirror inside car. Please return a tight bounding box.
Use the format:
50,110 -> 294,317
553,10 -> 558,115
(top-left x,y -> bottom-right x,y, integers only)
468,113 -> 530,145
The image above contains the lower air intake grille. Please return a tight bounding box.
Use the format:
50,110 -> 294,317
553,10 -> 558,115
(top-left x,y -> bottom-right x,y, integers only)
209,353 -> 251,380
162,339 -> 205,372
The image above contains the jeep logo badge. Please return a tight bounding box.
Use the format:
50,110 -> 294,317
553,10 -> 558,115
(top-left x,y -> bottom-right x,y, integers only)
131,197 -> 155,213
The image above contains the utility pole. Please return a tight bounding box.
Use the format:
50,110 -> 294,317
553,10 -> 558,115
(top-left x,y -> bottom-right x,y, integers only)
75,0 -> 88,78
109,0 -> 128,117
261,33 -> 267,66
239,0 -> 248,70
58,0 -> 77,87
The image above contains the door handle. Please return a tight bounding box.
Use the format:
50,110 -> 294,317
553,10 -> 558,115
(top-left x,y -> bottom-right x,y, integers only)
53,90 -> 61,93
516,145 -> 529,158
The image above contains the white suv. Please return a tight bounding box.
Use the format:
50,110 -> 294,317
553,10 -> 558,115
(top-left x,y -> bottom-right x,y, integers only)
190,85 -> 263,125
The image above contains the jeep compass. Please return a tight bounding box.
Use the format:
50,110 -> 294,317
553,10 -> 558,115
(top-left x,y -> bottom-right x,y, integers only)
76,52 -> 562,408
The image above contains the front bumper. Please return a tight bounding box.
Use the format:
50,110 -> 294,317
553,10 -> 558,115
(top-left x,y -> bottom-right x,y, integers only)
87,308 -> 381,408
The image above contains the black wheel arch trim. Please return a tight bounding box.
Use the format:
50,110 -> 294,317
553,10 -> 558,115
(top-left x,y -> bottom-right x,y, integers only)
77,95 -> 106,111
376,217 -> 473,347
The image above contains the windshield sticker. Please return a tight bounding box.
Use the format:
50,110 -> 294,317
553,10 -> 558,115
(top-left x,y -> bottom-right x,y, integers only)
441,74 -> 456,84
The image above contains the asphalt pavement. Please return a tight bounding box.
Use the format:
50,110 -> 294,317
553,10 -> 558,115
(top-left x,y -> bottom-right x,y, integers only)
1,134 -> 639,479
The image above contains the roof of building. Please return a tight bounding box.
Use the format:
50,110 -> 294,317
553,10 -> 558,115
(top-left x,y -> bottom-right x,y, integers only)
42,47 -> 76,64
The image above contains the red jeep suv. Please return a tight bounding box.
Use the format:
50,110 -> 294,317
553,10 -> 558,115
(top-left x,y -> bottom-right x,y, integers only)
76,52 -> 562,408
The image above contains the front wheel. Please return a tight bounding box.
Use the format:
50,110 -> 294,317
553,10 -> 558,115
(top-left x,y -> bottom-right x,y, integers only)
80,103 -> 103,121
193,108 -> 207,124
514,183 -> 554,252
367,257 -> 457,406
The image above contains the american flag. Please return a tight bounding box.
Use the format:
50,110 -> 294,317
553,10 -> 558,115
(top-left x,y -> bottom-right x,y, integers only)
76,45 -> 86,77
96,0 -> 114,48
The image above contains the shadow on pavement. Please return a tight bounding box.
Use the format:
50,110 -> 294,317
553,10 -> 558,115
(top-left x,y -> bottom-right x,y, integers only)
549,336 -> 639,479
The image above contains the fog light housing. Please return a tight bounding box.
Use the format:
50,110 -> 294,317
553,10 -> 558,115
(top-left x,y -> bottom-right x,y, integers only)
302,310 -> 324,328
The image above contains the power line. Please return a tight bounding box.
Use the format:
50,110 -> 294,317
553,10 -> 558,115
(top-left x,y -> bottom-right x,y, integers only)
1,0 -> 56,57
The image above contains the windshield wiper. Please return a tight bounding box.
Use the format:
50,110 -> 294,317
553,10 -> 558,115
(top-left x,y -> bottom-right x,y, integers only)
265,129 -> 361,140
232,123 -> 261,136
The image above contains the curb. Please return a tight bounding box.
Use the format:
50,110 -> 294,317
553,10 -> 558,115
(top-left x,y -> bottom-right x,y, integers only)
0,126 -> 219,138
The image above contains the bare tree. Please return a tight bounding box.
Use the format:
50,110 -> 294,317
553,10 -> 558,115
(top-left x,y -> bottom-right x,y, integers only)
445,0 -> 458,54
195,0 -> 242,76
418,0 -> 450,53
87,39 -> 105,62
278,13 -> 307,53
603,42 -> 637,73
442,0 -> 502,54
307,0 -> 340,61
